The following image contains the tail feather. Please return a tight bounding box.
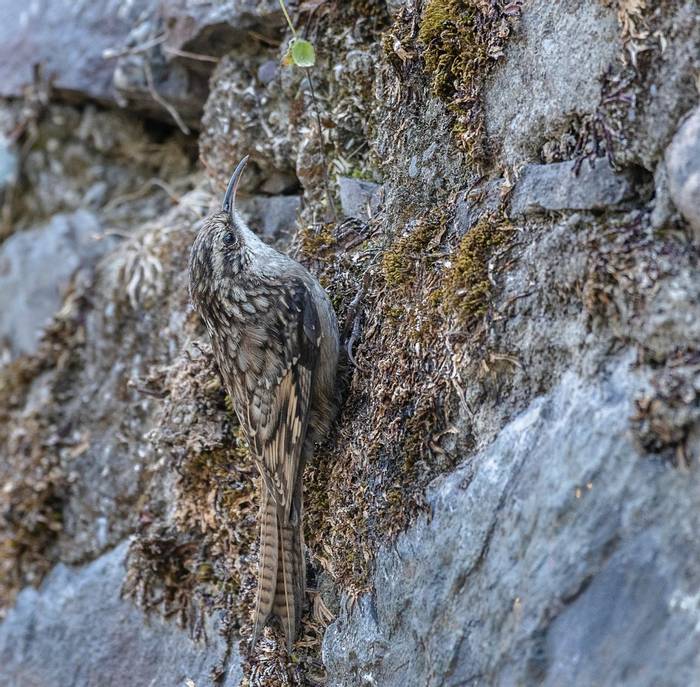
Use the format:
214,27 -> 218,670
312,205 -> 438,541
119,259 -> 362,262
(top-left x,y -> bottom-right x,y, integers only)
253,485 -> 278,643
252,483 -> 305,651
272,518 -> 304,649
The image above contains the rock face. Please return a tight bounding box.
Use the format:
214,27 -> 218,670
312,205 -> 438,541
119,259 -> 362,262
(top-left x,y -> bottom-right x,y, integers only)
485,0 -> 621,165
1,0 -> 700,686
0,541 -> 241,687
323,361 -> 700,686
509,160 -> 637,216
338,177 -> 382,221
0,210 -> 109,358
666,106 -> 700,240
0,0 -> 153,103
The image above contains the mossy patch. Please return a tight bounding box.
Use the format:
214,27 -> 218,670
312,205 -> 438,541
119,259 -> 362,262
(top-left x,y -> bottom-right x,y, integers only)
382,209 -> 448,289
417,0 -> 521,163
437,213 -> 514,324
0,277 -> 89,615
123,343 -> 259,638
300,200 -> 517,593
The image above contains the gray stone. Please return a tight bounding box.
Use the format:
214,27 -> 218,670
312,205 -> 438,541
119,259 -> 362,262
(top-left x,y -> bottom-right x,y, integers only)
0,210 -> 112,358
112,0 -> 283,128
239,194 -> 301,241
0,134 -> 18,191
666,106 -> 700,240
650,161 -> 676,231
0,541 -> 241,687
161,0 -> 281,54
338,177 -> 382,221
257,60 -> 280,86
0,0 -> 152,103
323,361 -> 700,686
509,159 -> 636,216
485,0 -> 621,166
621,2 -> 700,170
453,178 -> 505,234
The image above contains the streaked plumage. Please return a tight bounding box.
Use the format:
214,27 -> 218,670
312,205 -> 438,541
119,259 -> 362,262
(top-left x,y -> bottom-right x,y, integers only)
188,158 -> 339,650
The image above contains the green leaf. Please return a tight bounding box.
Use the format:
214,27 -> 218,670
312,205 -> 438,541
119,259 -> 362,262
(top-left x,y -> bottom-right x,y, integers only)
290,38 -> 316,67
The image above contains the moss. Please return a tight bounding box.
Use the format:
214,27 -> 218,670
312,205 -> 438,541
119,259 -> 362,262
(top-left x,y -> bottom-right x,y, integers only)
0,280 -> 88,614
417,0 -> 520,163
298,223 -> 337,261
438,213 -> 514,324
382,209 -> 448,289
349,167 -> 376,182
123,343 -> 259,641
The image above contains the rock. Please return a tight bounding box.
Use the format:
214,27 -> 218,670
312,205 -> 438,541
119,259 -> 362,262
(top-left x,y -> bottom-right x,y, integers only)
323,361 -> 700,686
650,160 -> 676,231
111,1 -> 283,129
200,53 -> 298,194
160,0 -> 281,56
509,159 -> 636,216
620,2 -> 700,169
0,0 -> 153,104
453,179 -> 505,234
338,177 -> 382,221
239,194 -> 301,241
485,0 -> 621,166
112,47 -> 209,129
14,104 -> 191,229
0,0 -> 283,125
0,134 -> 18,192
0,210 -> 112,358
665,106 -> 700,240
0,541 -> 241,686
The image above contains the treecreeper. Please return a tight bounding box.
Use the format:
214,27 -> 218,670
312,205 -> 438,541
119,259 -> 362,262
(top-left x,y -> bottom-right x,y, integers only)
188,156 -> 340,650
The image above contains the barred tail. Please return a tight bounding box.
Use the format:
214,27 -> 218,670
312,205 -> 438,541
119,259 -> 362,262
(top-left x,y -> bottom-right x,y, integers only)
252,484 -> 305,651
273,511 -> 305,650
252,484 -> 278,645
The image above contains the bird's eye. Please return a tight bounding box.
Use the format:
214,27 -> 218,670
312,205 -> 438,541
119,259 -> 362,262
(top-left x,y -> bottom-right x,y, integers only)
223,231 -> 235,246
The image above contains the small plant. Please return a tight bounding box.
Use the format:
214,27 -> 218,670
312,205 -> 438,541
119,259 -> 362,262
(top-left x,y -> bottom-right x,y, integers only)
278,0 -> 337,220
278,0 -> 316,68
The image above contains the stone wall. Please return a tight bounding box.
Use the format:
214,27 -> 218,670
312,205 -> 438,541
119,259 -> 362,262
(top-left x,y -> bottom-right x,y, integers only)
0,1 -> 698,685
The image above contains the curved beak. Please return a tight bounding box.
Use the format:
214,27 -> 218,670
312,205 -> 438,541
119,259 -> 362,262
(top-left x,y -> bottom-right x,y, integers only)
221,155 -> 249,220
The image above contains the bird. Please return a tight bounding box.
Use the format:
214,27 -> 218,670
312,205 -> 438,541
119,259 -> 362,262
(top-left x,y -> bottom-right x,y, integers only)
188,156 -> 339,651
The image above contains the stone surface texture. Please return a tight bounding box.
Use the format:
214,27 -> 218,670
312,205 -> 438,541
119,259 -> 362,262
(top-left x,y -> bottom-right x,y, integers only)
509,160 -> 636,216
666,106 -> 700,240
0,210 -> 108,357
0,0 -> 152,102
338,177 -> 382,221
1,0 -> 699,686
484,0 -> 621,166
323,361 -> 700,686
0,541 -> 241,687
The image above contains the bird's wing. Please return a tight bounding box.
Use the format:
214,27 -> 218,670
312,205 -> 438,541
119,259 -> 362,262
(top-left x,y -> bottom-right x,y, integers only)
239,279 -> 320,521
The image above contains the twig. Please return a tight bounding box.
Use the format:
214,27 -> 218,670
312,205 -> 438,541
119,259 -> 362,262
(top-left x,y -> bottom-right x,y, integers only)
278,0 -> 298,36
102,34 -> 166,60
306,68 -> 337,222
143,60 -> 191,135
163,46 -> 219,63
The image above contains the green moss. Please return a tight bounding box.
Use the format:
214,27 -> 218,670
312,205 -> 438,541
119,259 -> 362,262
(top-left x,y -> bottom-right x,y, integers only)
349,167 -> 376,182
417,0 -> 519,163
439,214 -> 513,324
382,211 -> 447,289
298,223 -> 337,261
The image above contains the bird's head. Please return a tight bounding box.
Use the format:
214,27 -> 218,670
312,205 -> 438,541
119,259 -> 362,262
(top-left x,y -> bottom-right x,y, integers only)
189,156 -> 250,303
